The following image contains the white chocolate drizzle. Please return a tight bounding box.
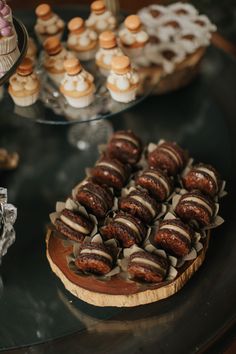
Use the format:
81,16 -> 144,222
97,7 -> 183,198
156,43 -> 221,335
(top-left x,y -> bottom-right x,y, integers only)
60,214 -> 90,235
144,171 -> 170,195
159,223 -> 191,241
131,257 -> 164,272
180,196 -> 213,215
130,195 -> 156,217
115,217 -> 142,241
80,248 -> 112,262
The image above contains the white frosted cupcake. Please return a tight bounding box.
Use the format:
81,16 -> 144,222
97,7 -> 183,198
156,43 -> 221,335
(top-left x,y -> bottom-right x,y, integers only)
34,3 -> 65,44
60,58 -> 95,108
8,57 -> 40,106
96,31 -> 124,76
86,0 -> 117,33
0,16 -> 17,55
0,1 -> 12,23
107,55 -> 139,103
43,36 -> 75,86
119,15 -> 149,60
67,17 -> 98,61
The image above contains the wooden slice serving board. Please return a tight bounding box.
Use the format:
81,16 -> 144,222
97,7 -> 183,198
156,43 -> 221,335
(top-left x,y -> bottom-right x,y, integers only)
46,228 -> 210,307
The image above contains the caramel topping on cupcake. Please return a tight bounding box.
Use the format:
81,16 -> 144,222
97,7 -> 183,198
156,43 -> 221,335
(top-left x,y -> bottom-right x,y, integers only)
91,0 -> 106,15
35,3 -> 52,20
43,36 -> 62,55
124,15 -> 142,33
68,17 -> 85,34
111,56 -> 130,74
64,58 -> 82,75
99,31 -> 117,49
17,57 -> 33,76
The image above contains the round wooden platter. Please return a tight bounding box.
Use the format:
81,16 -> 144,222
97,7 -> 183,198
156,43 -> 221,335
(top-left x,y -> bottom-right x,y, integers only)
46,228 -> 210,307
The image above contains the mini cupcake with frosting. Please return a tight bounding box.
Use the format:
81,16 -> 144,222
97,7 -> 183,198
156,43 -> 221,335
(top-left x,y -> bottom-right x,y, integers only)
8,57 -> 40,106
118,15 -> 149,60
43,36 -> 75,86
67,17 -> 98,61
96,31 -> 124,76
107,55 -> 139,103
60,58 -> 95,108
0,0 -> 12,23
86,0 -> 116,34
34,3 -> 65,44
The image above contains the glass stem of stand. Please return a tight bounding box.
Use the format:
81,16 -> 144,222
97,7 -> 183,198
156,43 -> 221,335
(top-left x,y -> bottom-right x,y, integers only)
104,0 -> 120,18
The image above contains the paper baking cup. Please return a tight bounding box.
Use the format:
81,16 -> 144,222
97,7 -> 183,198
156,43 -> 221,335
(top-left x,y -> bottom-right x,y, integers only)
108,88 -> 137,103
10,91 -> 40,107
0,32 -> 17,55
0,46 -> 20,72
65,93 -> 94,108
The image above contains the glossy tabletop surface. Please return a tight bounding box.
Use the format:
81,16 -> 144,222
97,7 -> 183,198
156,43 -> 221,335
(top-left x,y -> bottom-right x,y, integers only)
1,3 -> 236,354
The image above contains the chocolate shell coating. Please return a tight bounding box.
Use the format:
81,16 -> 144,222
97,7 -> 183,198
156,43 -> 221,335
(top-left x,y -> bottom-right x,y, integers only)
107,130 -> 143,165
148,141 -> 187,175
128,251 -> 169,283
91,157 -> 130,190
175,191 -> 215,227
76,181 -> 114,219
75,242 -> 114,275
182,163 -> 222,197
135,168 -> 173,201
154,219 -> 193,257
119,189 -> 161,224
100,212 -> 147,247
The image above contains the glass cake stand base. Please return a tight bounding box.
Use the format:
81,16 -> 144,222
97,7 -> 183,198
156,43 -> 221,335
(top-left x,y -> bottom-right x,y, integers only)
68,120 -> 113,151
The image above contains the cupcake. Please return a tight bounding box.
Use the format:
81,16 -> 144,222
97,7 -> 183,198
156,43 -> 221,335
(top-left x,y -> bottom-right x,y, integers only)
118,15 -> 149,60
34,3 -> 65,44
127,250 -> 169,283
96,31 -> 124,76
86,0 -> 117,33
154,218 -> 193,257
106,129 -> 143,165
55,208 -> 95,243
60,58 -> 95,108
119,188 -> 161,224
0,1 -> 12,23
182,163 -> 222,198
101,211 -> 147,248
90,156 -> 130,189
43,36 -> 75,86
174,191 -> 215,227
75,180 -> 114,219
0,16 -> 17,55
135,168 -> 173,202
107,55 -> 139,103
148,141 -> 187,176
75,237 -> 115,275
8,57 -> 40,107
67,17 -> 98,61
137,3 -> 216,94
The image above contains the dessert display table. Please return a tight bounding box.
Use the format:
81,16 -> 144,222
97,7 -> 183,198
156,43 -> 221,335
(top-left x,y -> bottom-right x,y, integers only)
0,2 -> 236,353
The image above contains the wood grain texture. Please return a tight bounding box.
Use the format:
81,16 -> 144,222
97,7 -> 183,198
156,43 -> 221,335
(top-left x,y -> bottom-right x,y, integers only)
46,228 -> 210,307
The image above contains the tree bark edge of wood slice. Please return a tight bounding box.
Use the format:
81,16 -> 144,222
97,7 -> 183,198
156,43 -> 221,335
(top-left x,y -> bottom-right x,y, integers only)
46,229 -> 210,307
